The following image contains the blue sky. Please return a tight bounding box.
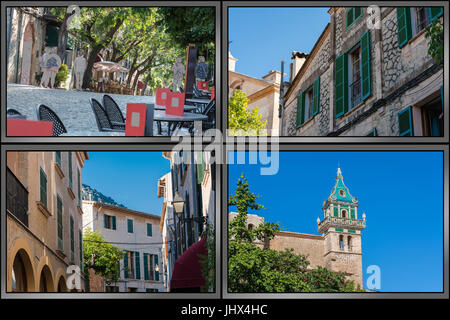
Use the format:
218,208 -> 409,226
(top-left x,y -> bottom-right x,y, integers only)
228,151 -> 444,292
82,152 -> 170,215
229,7 -> 330,79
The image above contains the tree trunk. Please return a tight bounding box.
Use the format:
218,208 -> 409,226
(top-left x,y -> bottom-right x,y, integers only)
82,46 -> 102,89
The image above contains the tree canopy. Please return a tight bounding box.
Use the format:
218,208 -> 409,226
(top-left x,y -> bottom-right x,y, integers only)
228,174 -> 363,293
228,89 -> 267,136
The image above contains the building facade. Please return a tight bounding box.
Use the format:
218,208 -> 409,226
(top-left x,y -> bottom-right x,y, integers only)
231,168 -> 366,288
82,201 -> 164,292
6,151 -> 88,292
159,151 -> 215,291
281,6 -> 444,136
229,51 -> 282,135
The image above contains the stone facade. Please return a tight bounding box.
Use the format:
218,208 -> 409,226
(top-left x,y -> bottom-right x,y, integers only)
6,151 -> 88,292
282,6 -> 444,136
82,201 -> 164,292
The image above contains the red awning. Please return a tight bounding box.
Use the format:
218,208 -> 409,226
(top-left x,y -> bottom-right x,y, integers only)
170,237 -> 207,289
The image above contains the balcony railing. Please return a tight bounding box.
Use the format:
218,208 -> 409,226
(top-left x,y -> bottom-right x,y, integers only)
6,168 -> 29,227
318,215 -> 365,233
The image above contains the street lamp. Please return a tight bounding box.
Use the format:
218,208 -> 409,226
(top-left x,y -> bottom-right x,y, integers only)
172,192 -> 185,216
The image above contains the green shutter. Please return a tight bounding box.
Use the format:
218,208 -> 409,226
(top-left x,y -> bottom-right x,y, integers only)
112,216 -> 116,230
127,219 -> 133,233
335,52 -> 348,118
40,168 -> 47,208
346,8 -> 354,28
45,25 -> 59,47
104,214 -> 108,228
68,152 -> 73,189
135,252 -> 140,280
70,216 -> 74,261
147,223 -> 152,237
57,195 -> 63,250
197,152 -> 205,184
429,7 -> 443,22
296,92 -> 305,127
312,77 -> 320,115
354,7 -> 362,19
333,206 -> 339,217
55,152 -> 61,167
398,106 -> 414,136
397,8 -> 412,48
154,255 -> 159,281
350,207 -> 356,219
124,251 -> 129,278
360,30 -> 371,100
144,253 -> 149,280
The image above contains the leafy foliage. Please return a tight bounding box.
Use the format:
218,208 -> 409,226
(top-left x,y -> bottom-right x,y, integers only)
228,89 -> 267,136
425,18 -> 444,65
83,229 -> 124,283
55,64 -> 69,87
228,174 -> 362,293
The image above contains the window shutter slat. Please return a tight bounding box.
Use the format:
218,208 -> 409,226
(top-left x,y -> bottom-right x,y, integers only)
312,77 -> 320,115
40,168 -> 47,208
112,216 -> 116,230
360,30 -> 371,100
104,214 -> 108,228
154,255 -> 159,281
135,252 -> 140,280
397,7 -> 412,47
335,52 -> 348,118
398,106 -> 414,136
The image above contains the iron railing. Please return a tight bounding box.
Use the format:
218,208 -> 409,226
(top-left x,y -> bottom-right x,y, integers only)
349,76 -> 362,109
6,168 -> 29,227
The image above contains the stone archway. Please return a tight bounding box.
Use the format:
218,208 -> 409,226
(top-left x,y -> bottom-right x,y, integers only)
57,275 -> 68,292
11,249 -> 35,292
38,265 -> 55,292
20,22 -> 35,85
8,238 -> 36,292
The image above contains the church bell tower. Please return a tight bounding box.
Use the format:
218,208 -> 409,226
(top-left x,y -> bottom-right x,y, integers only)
317,167 -> 366,288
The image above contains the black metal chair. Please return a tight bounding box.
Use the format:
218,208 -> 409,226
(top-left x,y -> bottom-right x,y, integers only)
7,108 -> 23,117
89,98 -> 124,132
36,104 -> 67,136
193,84 -> 210,99
202,98 -> 215,131
103,94 -> 126,125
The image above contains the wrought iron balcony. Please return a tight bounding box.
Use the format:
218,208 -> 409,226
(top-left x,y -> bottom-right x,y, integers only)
317,215 -> 365,234
6,168 -> 29,227
349,77 -> 362,109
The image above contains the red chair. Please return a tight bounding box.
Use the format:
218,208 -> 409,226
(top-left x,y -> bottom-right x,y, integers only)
165,92 -> 185,116
156,88 -> 171,107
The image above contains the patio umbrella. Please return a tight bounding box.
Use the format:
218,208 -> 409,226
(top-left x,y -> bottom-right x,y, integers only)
93,61 -> 129,73
170,237 -> 207,290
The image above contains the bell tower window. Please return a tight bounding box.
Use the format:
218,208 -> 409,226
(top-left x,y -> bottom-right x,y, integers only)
348,236 -> 352,251
339,235 -> 344,251
341,209 -> 347,218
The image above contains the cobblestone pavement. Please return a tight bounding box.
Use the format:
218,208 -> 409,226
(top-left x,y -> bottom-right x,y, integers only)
6,83 -> 169,135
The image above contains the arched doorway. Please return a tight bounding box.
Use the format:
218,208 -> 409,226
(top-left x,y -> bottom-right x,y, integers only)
57,276 -> 68,292
11,249 -> 34,292
20,22 -> 35,85
39,265 -> 54,292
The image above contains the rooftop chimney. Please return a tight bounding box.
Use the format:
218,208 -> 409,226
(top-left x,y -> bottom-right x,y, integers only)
290,51 -> 308,82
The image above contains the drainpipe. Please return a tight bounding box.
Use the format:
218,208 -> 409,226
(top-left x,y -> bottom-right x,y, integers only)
278,60 -> 285,136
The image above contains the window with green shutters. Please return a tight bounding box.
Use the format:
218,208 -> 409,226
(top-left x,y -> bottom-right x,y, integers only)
55,152 -> 61,167
398,106 -> 414,136
345,7 -> 363,30
296,76 -> 320,128
70,216 -> 74,262
335,52 -> 348,118
68,152 -> 73,189
127,219 -> 134,233
77,168 -> 81,206
135,252 -> 141,280
397,7 -> 441,47
147,223 -> 152,237
397,8 -> 412,47
40,168 -> 47,208
350,207 -> 356,219
103,214 -> 116,230
57,195 -> 63,250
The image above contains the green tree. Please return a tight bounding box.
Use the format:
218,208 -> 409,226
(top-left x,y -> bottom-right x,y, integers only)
425,18 -> 443,65
228,89 -> 267,136
83,229 -> 124,284
228,174 -> 362,293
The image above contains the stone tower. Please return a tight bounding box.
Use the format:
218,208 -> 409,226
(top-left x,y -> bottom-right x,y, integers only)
317,167 -> 366,288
